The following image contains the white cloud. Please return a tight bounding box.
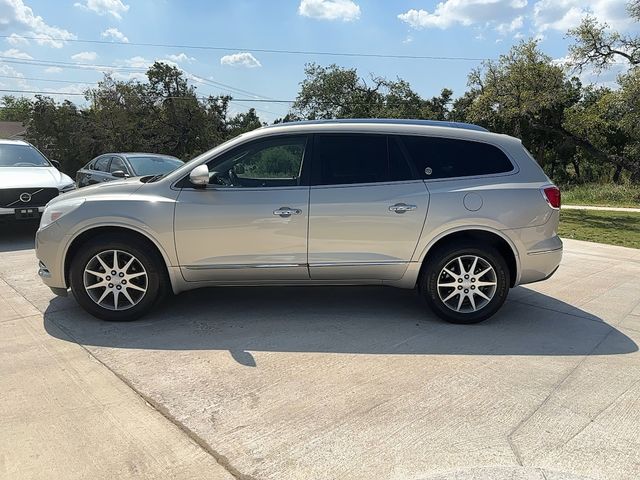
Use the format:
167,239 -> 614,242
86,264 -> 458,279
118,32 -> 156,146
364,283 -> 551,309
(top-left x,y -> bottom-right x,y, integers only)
166,52 -> 196,63
74,0 -> 130,20
0,0 -> 76,48
44,66 -> 63,73
0,48 -> 32,59
496,15 -> 524,34
533,0 -> 633,33
220,52 -> 262,68
101,27 -> 128,43
71,51 -> 97,62
122,55 -> 179,70
298,0 -> 361,21
6,33 -> 29,45
0,63 -> 28,87
398,0 -> 527,30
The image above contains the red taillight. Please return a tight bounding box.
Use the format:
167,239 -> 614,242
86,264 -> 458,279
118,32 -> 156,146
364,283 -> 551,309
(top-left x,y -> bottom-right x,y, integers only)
543,186 -> 561,209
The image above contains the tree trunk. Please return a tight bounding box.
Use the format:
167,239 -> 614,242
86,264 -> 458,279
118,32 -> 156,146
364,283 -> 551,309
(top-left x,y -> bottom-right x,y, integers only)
613,164 -> 623,184
572,159 -> 581,180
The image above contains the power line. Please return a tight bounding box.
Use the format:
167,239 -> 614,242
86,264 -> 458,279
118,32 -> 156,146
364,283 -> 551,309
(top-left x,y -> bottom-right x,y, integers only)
0,87 -> 294,102
0,74 -> 97,85
0,34 -> 490,62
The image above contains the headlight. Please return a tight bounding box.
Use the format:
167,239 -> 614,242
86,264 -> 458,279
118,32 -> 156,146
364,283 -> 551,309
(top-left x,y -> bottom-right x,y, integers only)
59,182 -> 76,193
40,198 -> 85,229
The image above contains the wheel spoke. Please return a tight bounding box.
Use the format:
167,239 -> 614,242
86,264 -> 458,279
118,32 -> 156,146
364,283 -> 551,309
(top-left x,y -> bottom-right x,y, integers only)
85,269 -> 104,278
475,289 -> 491,301
126,272 -> 146,280
457,257 -> 465,275
443,268 -> 458,279
96,288 -> 110,305
470,256 -> 478,275
96,253 -> 111,272
475,280 -> 497,287
476,267 -> 492,278
443,290 -> 459,302
121,287 -> 135,306
86,280 -> 106,290
127,283 -> 146,292
468,293 -> 477,311
456,294 -> 465,311
437,281 -> 457,288
122,257 -> 135,273
113,290 -> 119,310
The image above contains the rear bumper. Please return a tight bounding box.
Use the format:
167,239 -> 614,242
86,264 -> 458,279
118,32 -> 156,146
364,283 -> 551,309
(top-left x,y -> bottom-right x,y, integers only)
518,245 -> 563,285
0,206 -> 45,216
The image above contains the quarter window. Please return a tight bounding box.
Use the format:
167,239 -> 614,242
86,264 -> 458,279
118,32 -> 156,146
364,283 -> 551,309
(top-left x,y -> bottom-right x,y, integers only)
400,135 -> 514,180
313,134 -> 413,186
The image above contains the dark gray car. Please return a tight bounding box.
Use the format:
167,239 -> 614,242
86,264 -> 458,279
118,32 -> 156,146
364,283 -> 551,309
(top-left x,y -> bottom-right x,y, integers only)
76,153 -> 183,187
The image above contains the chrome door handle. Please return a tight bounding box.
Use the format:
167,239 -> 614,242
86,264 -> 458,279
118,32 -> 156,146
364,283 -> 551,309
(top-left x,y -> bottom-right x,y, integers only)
389,203 -> 417,214
273,207 -> 302,217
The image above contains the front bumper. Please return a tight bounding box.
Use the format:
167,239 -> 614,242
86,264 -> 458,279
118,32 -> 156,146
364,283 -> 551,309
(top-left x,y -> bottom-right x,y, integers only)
35,221 -> 69,293
0,206 -> 45,216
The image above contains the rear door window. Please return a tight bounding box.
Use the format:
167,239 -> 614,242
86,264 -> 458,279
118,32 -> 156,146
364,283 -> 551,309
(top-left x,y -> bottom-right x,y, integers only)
399,135 -> 514,180
312,134 -> 414,186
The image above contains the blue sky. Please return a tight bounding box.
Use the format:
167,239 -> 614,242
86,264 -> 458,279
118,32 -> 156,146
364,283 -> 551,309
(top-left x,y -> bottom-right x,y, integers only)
0,0 -> 637,122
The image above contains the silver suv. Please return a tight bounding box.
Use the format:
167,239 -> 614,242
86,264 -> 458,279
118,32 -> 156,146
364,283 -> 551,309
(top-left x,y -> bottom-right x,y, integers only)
35,120 -> 562,324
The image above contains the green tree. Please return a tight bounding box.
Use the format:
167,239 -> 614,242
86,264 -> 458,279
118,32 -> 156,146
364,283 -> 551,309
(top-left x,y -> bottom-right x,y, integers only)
0,96 -> 32,122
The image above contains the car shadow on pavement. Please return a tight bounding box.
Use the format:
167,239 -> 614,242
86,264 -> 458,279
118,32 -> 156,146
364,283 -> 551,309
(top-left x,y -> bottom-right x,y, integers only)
0,220 -> 38,252
43,285 -> 638,367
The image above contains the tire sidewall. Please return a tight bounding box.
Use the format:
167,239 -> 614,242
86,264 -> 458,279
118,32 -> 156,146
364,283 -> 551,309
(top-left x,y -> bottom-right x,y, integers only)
421,244 -> 509,324
70,236 -> 164,321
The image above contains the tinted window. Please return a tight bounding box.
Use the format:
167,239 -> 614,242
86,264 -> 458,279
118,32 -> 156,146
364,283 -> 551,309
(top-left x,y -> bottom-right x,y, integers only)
206,136 -> 307,188
128,156 -> 183,176
400,135 -> 513,179
314,134 -> 413,186
109,157 -> 128,174
93,156 -> 110,172
0,144 -> 50,167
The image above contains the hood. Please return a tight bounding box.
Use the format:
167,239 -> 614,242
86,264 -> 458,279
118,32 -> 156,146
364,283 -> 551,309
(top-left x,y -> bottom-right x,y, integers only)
54,176 -> 144,202
0,167 -> 74,189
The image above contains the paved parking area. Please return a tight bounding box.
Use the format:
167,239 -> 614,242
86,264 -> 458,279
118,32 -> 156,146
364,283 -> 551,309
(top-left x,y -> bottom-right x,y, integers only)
1,222 -> 640,480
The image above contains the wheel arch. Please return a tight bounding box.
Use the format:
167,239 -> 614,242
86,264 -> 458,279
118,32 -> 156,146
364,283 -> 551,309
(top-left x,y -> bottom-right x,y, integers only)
63,224 -> 173,289
416,227 -> 520,288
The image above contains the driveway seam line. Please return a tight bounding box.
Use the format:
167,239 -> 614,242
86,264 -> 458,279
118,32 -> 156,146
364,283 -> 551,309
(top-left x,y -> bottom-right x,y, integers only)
506,328 -> 614,465
51,317 -> 259,480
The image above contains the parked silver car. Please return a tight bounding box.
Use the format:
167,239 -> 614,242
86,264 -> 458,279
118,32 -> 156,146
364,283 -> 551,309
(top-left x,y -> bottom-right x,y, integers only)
35,120 -> 562,323
75,153 -> 183,187
0,140 -> 75,221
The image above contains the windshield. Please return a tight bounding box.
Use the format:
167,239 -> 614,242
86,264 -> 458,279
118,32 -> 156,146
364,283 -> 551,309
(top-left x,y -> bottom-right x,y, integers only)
128,155 -> 183,176
0,144 -> 51,167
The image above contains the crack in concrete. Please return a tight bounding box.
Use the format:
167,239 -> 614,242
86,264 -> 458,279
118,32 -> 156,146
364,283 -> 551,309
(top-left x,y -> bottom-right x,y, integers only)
51,318 -> 259,480
506,328 -> 615,466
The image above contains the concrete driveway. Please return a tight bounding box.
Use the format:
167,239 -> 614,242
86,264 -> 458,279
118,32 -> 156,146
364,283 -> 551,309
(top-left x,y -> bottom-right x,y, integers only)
1,221 -> 640,480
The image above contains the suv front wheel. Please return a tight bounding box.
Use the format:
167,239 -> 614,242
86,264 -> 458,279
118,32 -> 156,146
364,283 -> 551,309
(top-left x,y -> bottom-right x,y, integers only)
69,234 -> 167,321
420,241 -> 509,324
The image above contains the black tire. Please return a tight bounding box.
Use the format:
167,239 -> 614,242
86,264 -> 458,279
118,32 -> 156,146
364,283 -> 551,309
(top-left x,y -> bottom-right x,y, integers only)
419,241 -> 510,324
69,233 -> 168,321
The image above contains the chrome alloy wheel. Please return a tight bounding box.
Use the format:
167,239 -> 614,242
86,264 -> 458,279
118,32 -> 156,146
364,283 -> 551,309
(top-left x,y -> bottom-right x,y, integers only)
83,250 -> 148,311
437,255 -> 497,313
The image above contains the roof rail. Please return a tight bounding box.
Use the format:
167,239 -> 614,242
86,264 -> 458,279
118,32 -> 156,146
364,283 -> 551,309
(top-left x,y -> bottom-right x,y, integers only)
265,118 -> 489,132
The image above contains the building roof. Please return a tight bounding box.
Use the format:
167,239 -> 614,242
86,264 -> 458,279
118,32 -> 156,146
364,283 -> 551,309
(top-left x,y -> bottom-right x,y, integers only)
0,121 -> 26,140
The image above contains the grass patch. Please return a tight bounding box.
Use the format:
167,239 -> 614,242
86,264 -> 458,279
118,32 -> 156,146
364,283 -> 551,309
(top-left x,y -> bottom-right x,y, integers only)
561,183 -> 640,208
559,209 -> 640,249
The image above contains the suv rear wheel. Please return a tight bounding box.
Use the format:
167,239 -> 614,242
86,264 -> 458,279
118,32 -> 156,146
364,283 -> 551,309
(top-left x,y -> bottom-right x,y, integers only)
419,241 -> 509,324
69,233 -> 167,321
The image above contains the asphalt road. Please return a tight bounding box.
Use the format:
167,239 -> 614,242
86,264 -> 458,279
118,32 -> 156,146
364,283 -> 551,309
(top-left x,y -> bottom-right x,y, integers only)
1,221 -> 639,480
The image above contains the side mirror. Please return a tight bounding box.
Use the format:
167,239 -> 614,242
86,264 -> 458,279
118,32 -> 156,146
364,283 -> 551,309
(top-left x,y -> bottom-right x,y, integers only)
50,159 -> 61,169
189,165 -> 210,187
112,170 -> 129,178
